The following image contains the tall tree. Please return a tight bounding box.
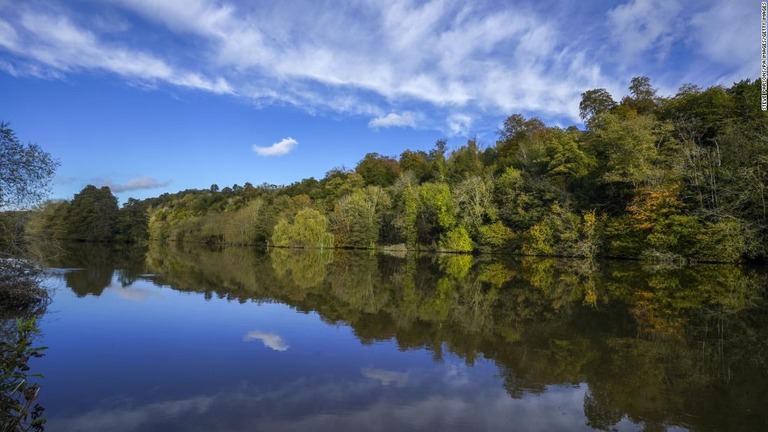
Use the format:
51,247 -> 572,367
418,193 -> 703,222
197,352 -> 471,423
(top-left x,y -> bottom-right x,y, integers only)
579,88 -> 617,122
66,185 -> 119,242
355,153 -> 401,187
331,186 -> 390,248
0,122 -> 57,315
0,122 -> 58,209
621,76 -> 659,115
115,198 -> 150,243
399,150 -> 432,183
496,114 -> 548,170
447,138 -> 484,183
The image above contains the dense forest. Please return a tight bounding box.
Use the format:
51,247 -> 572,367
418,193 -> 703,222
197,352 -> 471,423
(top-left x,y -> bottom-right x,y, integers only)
16,77 -> 768,262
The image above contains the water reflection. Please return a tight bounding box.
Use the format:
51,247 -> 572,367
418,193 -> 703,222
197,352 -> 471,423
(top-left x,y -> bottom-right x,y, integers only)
243,330 -> 290,351
41,242 -> 768,431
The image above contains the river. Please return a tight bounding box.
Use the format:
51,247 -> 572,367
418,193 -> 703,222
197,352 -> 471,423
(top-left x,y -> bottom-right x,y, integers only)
24,242 -> 768,431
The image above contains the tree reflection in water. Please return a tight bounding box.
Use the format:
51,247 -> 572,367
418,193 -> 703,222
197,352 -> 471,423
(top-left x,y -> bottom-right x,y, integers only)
56,242 -> 768,431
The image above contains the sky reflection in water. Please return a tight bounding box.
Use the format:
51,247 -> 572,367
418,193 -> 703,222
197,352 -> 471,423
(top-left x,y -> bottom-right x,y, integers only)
38,280 -> 596,432
29,245 -> 768,431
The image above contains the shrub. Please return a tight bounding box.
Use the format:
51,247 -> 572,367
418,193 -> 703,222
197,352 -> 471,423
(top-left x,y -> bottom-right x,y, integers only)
1,318 -> 47,432
271,208 -> 334,249
437,227 -> 473,252
476,222 -> 515,252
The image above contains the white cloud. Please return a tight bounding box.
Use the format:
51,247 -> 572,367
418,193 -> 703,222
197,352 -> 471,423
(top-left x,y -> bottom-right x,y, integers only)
45,381 -> 596,432
0,0 -> 607,127
0,0 -> 755,131
0,18 -> 18,50
47,396 -> 214,432
447,113 -> 473,136
1,9 -> 232,94
606,0 -> 682,60
243,330 -> 289,351
98,176 -> 171,193
689,1 -> 757,82
368,112 -> 417,129
253,138 -> 298,157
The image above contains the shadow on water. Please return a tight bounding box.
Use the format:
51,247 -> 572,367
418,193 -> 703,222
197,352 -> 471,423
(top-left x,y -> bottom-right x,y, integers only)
41,242 -> 148,297
52,242 -> 768,431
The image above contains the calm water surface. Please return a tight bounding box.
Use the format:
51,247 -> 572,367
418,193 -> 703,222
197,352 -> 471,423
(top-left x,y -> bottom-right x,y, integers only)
26,243 -> 768,431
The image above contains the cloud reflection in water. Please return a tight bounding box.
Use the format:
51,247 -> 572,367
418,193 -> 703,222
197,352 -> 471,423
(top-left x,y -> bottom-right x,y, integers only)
243,330 -> 290,351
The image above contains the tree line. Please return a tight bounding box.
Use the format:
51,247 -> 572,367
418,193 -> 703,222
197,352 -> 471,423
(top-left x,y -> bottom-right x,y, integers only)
22,76 -> 768,262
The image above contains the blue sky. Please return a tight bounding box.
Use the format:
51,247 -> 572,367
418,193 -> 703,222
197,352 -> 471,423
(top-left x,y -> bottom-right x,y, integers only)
0,0 -> 758,203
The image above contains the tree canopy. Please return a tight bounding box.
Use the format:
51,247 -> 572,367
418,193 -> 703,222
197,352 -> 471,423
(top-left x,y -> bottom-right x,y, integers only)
23,76 -> 768,262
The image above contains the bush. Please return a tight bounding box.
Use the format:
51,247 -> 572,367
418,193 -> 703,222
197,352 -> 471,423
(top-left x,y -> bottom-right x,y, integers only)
645,214 -> 702,259
1,318 -> 46,432
694,218 -> 747,262
521,222 -> 554,256
437,227 -> 473,252
476,222 -> 515,252
521,205 -> 601,258
0,259 -> 48,315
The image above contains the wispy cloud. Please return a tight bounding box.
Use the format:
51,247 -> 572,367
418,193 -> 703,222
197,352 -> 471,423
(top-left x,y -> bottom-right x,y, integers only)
98,177 -> 171,193
0,9 -> 231,94
689,1 -> 758,83
447,113 -> 473,136
361,368 -> 409,387
243,330 -> 289,351
44,377 -> 593,432
607,0 -> 683,61
0,0 -> 756,131
253,138 -> 297,157
47,395 -> 214,432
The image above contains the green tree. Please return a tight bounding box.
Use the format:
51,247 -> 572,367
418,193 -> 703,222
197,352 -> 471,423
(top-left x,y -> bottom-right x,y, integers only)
521,204 -> 600,258
452,175 -> 496,238
394,183 -> 419,248
399,150 -> 432,183
579,88 -> 617,122
319,170 -> 365,210
65,185 -> 119,242
417,182 -> 456,245
493,167 -> 547,230
585,111 -> 676,215
537,128 -> 594,184
496,114 -> 548,169
0,124 -> 53,430
115,198 -> 150,243
355,153 -> 401,187
332,186 -> 390,248
272,208 -> 334,249
476,222 -> 515,252
219,199 -> 265,245
24,200 -> 69,240
428,139 -> 448,181
621,76 -> 659,115
447,138 -> 484,183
